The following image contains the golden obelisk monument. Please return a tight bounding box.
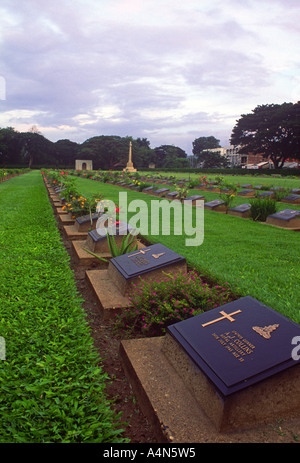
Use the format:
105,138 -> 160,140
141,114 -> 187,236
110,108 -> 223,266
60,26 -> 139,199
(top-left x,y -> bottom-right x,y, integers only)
124,141 -> 137,172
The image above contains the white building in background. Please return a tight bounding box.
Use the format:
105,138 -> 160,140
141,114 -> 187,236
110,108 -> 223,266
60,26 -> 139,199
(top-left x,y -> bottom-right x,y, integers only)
201,145 -> 270,168
201,145 -> 242,166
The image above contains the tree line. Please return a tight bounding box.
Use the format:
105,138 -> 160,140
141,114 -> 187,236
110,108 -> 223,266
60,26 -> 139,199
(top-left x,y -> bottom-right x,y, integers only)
0,127 -> 190,170
0,101 -> 299,169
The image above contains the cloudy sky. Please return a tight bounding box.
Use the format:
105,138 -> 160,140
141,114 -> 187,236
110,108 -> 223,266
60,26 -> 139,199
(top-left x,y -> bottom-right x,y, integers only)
0,0 -> 299,155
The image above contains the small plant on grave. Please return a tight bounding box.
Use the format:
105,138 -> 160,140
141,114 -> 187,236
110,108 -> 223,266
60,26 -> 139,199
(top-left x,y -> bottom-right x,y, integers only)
219,182 -> 237,213
62,194 -> 103,218
114,271 -> 235,337
175,185 -> 190,200
249,197 -> 278,222
198,175 -> 208,186
83,231 -> 138,262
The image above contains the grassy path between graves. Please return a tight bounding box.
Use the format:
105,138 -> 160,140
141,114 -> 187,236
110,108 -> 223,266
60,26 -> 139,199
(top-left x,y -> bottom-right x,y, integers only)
73,176 -> 300,323
0,171 -> 127,443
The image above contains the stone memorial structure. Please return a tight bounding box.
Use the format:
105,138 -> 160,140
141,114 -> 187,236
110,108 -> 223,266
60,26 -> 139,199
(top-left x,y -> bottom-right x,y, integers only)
75,160 -> 93,171
123,141 -> 137,173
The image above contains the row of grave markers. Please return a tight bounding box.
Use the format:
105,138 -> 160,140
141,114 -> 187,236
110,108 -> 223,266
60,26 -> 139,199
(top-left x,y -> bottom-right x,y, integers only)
44,176 -> 300,442
93,174 -> 300,231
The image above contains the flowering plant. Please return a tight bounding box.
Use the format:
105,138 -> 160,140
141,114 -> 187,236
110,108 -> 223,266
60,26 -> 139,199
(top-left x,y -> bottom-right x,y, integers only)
62,194 -> 103,218
114,271 -> 235,336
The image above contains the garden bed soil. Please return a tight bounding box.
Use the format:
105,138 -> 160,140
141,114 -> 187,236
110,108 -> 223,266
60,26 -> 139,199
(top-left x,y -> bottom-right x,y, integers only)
55,212 -> 300,444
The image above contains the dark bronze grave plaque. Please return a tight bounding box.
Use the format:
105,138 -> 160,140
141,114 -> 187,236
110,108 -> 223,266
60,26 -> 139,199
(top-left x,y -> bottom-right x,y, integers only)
204,199 -> 225,209
75,212 -> 99,232
229,203 -> 251,213
86,222 -> 135,252
185,195 -> 205,202
282,194 -> 300,203
108,243 -> 186,295
257,191 -> 274,198
238,189 -> 254,196
268,209 -> 300,221
76,212 -> 99,225
167,296 -> 300,397
167,191 -> 179,198
110,243 -> 185,280
154,188 -> 170,195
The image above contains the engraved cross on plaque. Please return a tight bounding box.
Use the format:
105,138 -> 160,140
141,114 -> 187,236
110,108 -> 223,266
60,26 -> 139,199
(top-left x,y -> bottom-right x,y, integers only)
202,310 -> 242,327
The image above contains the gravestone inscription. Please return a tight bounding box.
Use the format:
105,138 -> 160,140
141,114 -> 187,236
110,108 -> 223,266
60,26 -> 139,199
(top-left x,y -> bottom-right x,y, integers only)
108,243 -> 186,295
163,296 -> 300,430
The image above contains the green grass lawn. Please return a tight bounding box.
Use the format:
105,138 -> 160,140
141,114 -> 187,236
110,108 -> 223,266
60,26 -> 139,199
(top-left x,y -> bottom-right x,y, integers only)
0,171 -> 126,443
73,175 -> 300,323
137,170 -> 300,191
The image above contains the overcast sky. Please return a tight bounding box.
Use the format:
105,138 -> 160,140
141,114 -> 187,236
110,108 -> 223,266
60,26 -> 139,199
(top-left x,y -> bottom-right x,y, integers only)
0,0 -> 299,155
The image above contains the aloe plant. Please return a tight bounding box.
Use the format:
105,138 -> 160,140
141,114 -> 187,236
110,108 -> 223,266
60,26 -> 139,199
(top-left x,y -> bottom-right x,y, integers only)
84,230 -> 138,262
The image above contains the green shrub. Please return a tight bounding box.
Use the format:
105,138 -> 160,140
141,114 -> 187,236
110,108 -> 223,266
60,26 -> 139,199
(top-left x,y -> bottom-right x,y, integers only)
114,271 -> 235,337
250,197 -> 278,221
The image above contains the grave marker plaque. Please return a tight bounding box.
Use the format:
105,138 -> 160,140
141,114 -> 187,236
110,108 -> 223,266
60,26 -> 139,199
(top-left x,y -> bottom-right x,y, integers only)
75,213 -> 99,232
257,191 -> 274,199
185,195 -> 205,206
142,186 -> 154,194
266,209 -> 300,229
228,203 -> 251,218
281,194 -> 300,204
108,243 -> 186,295
163,296 -> 300,431
153,188 -> 170,197
166,191 -> 179,199
85,222 -> 136,253
204,199 -> 226,212
238,189 -> 255,197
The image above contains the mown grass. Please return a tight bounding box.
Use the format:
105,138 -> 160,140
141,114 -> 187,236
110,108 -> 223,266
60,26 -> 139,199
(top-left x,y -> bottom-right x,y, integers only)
73,176 -> 300,323
137,170 -> 300,191
0,171 -> 127,443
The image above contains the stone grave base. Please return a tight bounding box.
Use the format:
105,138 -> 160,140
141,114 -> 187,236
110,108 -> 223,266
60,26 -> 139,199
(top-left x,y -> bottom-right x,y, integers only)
204,204 -> 227,213
237,191 -> 255,198
59,213 -> 75,225
53,200 -> 63,207
86,269 -> 130,319
108,261 -> 187,296
72,240 -> 111,266
56,207 -> 68,215
120,335 -> 300,441
63,225 -> 90,240
266,216 -> 300,230
228,209 -> 251,219
72,239 -> 145,266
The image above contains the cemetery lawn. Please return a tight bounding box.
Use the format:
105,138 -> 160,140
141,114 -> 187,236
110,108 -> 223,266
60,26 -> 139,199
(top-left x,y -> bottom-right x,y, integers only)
0,171 -> 128,443
74,176 -> 300,323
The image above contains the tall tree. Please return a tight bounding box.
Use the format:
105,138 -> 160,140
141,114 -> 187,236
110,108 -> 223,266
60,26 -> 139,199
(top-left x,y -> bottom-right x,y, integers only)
0,127 -> 21,165
230,102 -> 300,168
154,145 -> 188,168
192,136 -> 221,158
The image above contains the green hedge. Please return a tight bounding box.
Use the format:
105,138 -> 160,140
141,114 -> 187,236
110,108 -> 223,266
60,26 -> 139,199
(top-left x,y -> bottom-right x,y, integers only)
0,171 -> 127,443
